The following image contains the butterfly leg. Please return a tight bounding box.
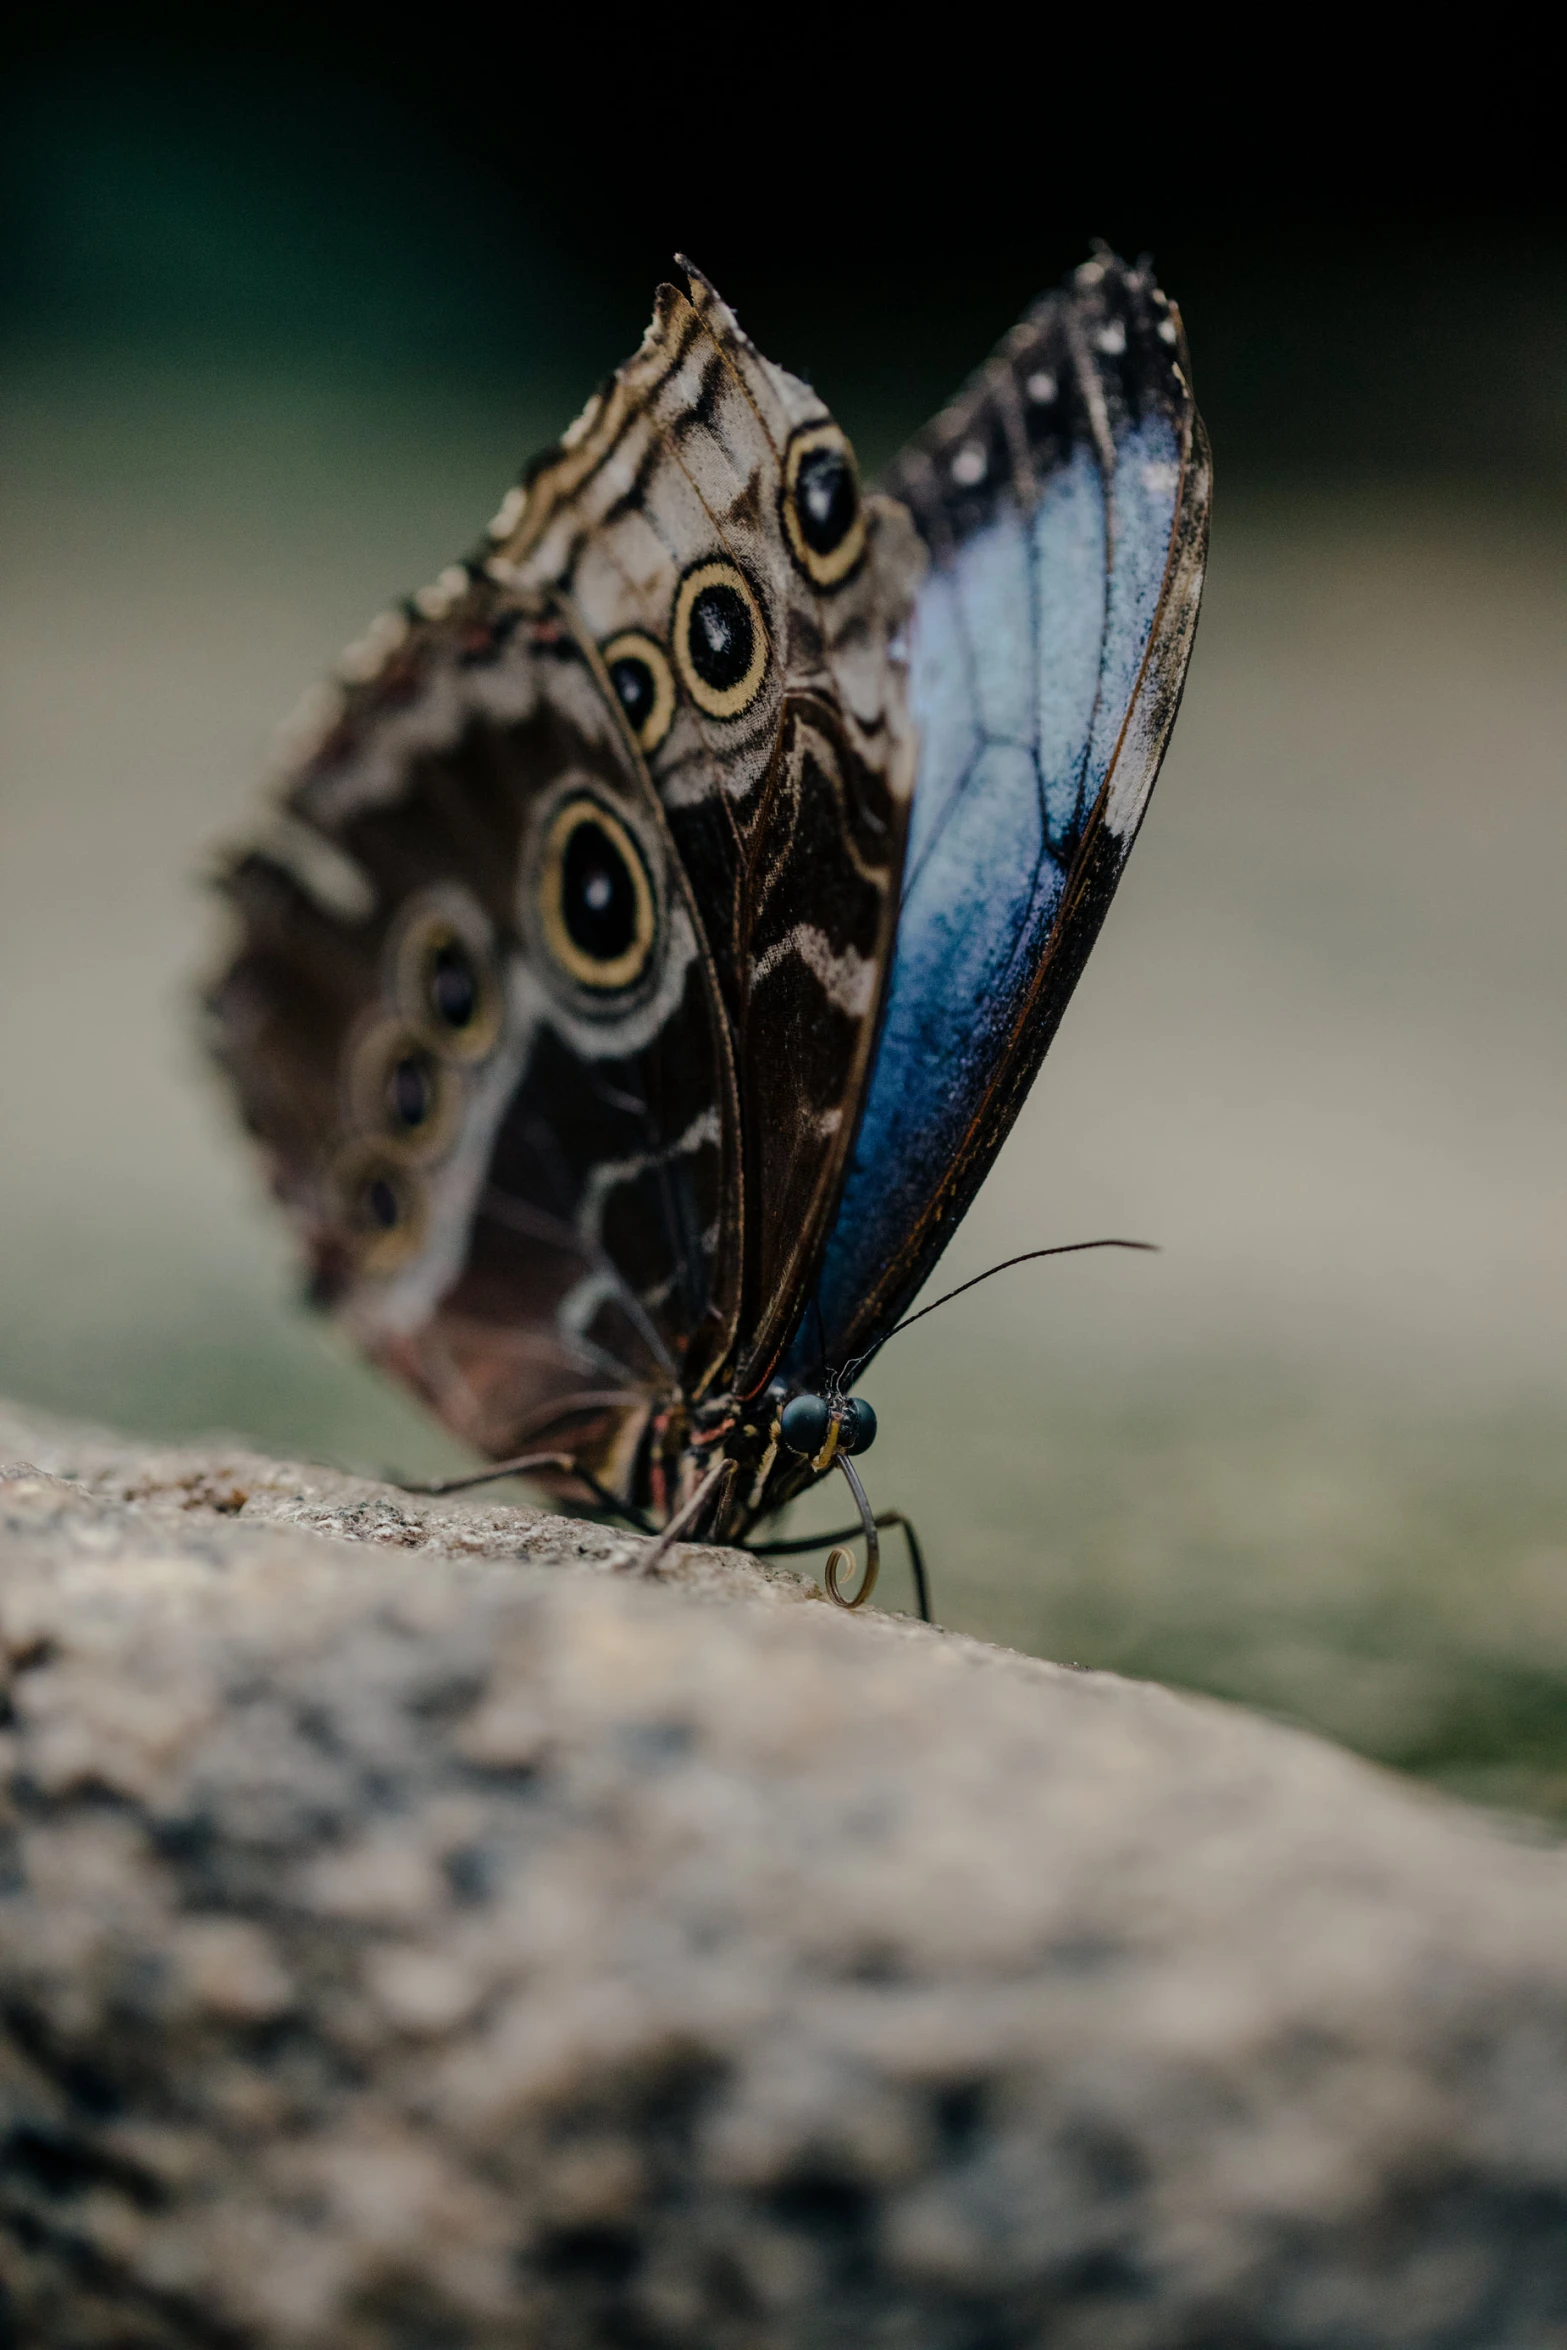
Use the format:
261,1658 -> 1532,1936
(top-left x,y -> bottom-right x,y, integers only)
398,1453 -> 656,1534
752,1506 -> 931,1623
873,1510 -> 931,1623
631,1455 -> 738,1579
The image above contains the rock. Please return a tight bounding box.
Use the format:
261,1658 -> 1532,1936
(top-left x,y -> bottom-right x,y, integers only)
4,1399 -> 1567,2348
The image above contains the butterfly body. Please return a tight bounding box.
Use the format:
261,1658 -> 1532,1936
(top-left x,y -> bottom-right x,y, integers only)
209,254 -> 1209,1585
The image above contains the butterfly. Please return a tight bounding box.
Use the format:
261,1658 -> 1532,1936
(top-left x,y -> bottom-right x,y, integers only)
208,249 -> 1210,1611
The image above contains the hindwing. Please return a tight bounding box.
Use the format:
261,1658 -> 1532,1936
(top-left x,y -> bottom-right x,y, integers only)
210,250 -> 1207,1532
210,264 -> 924,1495
210,575 -> 737,1489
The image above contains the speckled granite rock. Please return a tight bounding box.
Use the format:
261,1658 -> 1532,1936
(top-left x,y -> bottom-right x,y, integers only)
5,1400 -> 1567,2349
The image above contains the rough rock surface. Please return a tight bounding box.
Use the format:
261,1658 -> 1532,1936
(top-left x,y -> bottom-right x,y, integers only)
5,1399 -> 1567,2349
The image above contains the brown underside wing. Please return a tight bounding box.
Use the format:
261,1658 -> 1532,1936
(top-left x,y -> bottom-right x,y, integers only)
490,264 -> 923,1397
210,580 -> 734,1493
208,253 -> 1207,1553
210,265 -> 922,1498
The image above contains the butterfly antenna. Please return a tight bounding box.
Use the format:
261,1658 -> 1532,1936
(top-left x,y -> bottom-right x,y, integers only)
837,1239 -> 1157,1385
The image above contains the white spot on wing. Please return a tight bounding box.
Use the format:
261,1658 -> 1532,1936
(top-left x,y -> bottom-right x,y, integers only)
556,1105 -> 723,1366
753,925 -> 875,1018
556,1266 -> 638,1351
413,564 -> 469,620
639,1218 -> 723,1316
1157,318 -> 1178,345
580,1107 -> 723,1240
1025,371 -> 1057,404
1096,319 -> 1127,357
256,814 -> 377,921
487,484 -> 528,540
561,390 -> 603,450
272,679 -> 346,771
951,443 -> 988,488
338,608 -> 409,685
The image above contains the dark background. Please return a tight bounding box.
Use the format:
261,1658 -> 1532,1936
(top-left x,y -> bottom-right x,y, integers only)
4,15 -> 1561,490
4,17 -> 1567,1818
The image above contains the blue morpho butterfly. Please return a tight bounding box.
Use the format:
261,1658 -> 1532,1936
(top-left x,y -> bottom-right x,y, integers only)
209,249 -> 1210,1617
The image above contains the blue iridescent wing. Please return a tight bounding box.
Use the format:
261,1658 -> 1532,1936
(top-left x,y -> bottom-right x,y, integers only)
790,251 -> 1211,1381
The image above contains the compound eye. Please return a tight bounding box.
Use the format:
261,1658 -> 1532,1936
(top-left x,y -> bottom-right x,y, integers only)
672,559 -> 769,720
839,1396 -> 878,1454
602,629 -> 676,754
539,796 -> 657,991
779,1393 -> 831,1456
782,422 -> 866,589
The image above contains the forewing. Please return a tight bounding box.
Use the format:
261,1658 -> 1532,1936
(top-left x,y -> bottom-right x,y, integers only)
795,252 -> 1212,1377
208,571 -> 737,1486
489,264 -> 924,1395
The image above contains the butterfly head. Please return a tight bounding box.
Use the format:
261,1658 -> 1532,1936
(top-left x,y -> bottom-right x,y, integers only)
777,1389 -> 876,1473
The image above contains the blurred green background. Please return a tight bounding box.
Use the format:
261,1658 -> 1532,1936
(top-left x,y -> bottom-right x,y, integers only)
3,31 -> 1566,1816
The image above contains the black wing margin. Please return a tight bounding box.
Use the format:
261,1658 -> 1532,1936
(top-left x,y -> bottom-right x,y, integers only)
793,250 -> 1212,1379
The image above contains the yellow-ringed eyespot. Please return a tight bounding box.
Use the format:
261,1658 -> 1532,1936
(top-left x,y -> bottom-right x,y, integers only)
392,900 -> 502,1061
346,1022 -> 459,1161
334,1145 -> 427,1275
539,796 -> 657,991
601,630 -> 676,755
672,559 -> 769,720
781,422 -> 866,589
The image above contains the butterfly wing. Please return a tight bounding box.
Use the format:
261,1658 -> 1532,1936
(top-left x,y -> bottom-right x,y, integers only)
492,263 -> 924,1396
793,252 -> 1212,1378
209,573 -> 740,1492
211,268 -> 924,1494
